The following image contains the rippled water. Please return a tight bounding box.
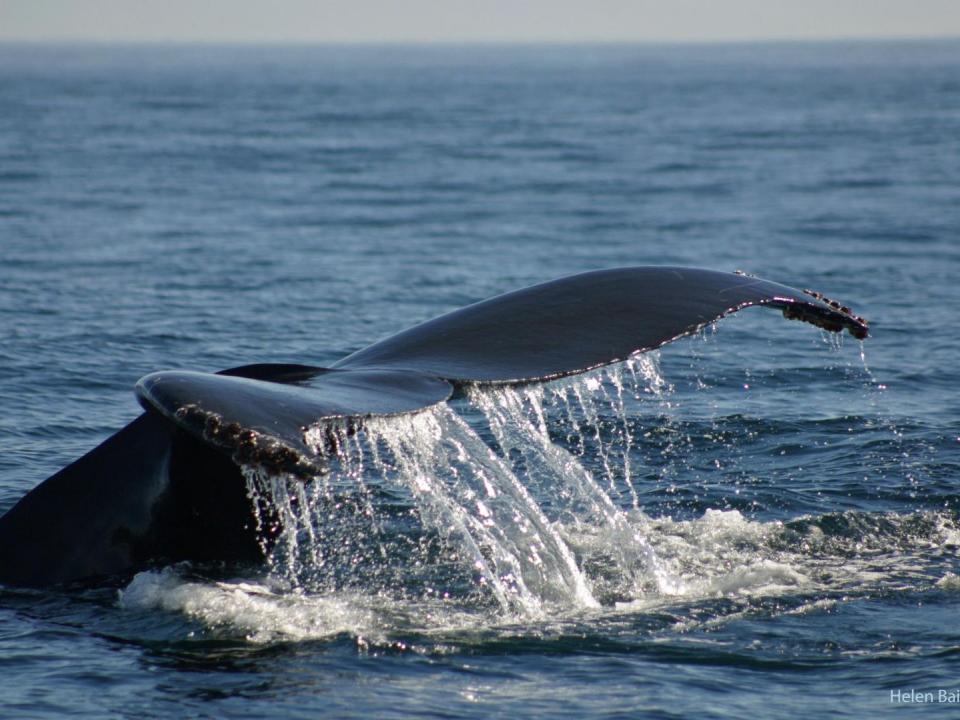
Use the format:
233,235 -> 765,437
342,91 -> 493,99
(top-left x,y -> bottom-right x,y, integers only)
1,40 -> 959,718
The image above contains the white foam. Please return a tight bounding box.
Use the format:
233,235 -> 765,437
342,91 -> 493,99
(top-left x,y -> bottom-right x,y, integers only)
702,560 -> 806,596
935,573 -> 960,591
119,568 -> 381,643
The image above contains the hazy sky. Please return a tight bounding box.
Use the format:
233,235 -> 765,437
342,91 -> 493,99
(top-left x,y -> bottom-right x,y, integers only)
1,0 -> 959,43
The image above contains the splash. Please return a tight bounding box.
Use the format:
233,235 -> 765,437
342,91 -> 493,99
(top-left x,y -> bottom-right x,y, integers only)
120,348 -> 956,643
238,358 -> 680,616
117,506 -> 960,644
250,406 -> 600,616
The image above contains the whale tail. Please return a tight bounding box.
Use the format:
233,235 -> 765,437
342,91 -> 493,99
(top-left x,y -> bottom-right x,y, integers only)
0,267 -> 867,587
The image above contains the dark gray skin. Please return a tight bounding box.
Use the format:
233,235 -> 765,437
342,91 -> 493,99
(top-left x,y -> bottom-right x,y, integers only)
0,267 -> 868,587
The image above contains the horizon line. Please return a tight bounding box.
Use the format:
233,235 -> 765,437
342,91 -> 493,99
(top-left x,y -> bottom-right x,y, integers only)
1,33 -> 959,48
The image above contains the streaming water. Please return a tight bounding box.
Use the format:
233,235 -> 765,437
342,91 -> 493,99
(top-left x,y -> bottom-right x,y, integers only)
243,360 -> 672,616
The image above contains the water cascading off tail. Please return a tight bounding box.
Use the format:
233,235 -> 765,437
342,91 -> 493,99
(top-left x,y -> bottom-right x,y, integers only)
243,357 -> 683,617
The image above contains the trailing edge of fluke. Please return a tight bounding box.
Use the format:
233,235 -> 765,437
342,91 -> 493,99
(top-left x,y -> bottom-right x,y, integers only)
0,267 -> 868,587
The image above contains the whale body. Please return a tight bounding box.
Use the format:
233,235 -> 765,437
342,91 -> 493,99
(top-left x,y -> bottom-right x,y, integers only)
0,267 -> 868,587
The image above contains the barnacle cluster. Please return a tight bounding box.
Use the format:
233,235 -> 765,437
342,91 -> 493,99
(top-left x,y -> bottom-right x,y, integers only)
174,403 -> 324,477
800,288 -> 870,340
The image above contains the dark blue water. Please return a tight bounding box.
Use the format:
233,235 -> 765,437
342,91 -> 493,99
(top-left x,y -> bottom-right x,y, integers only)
1,40 -> 959,718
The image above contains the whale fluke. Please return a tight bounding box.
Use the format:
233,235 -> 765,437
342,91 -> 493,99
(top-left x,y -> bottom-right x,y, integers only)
0,267 -> 868,587
334,267 -> 868,383
136,368 -> 454,476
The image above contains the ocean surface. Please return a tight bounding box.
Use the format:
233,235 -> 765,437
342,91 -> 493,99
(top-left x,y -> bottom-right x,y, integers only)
0,40 -> 958,718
